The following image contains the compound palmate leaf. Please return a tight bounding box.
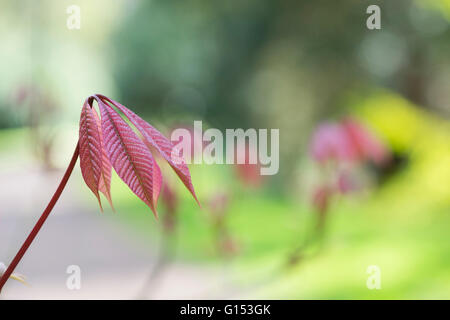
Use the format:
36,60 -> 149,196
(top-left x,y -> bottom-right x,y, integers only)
97,98 -> 162,217
97,94 -> 199,205
79,94 -> 198,217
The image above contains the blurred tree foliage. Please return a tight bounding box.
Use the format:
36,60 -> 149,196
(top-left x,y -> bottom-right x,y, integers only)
112,0 -> 449,123
1,0 -> 448,186
111,0 -> 449,181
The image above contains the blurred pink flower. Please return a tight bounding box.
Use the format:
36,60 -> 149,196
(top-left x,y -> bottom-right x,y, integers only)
341,118 -> 389,166
310,123 -> 357,164
310,118 -> 390,166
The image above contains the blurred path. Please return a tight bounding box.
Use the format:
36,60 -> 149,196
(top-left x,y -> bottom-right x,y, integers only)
0,168 -> 231,299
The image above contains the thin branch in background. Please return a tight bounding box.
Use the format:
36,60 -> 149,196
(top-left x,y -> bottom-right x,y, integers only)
137,224 -> 177,299
137,183 -> 180,299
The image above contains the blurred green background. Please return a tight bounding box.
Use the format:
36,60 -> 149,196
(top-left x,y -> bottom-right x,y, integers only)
0,0 -> 449,299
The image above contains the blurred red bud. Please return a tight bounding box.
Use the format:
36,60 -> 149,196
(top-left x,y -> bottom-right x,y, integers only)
234,141 -> 263,188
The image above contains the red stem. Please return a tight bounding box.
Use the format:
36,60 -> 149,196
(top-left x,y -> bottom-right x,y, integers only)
0,143 -> 79,294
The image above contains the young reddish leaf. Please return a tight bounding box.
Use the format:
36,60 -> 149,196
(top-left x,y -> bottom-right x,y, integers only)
98,99 -> 162,217
97,94 -> 199,205
98,153 -> 114,210
79,100 -> 104,210
0,94 -> 202,294
91,107 -> 114,210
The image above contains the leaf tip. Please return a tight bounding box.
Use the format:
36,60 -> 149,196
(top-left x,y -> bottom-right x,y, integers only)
152,208 -> 159,220
193,194 -> 201,208
96,195 -> 104,213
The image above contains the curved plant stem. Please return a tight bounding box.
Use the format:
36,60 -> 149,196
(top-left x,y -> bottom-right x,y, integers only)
0,143 -> 79,294
137,228 -> 177,299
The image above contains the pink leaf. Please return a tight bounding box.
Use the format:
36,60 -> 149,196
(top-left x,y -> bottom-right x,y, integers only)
97,99 -> 162,217
97,94 -> 199,205
91,107 -> 114,210
79,100 -> 103,210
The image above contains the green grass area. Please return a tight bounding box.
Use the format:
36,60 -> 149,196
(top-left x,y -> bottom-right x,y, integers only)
107,161 -> 450,299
